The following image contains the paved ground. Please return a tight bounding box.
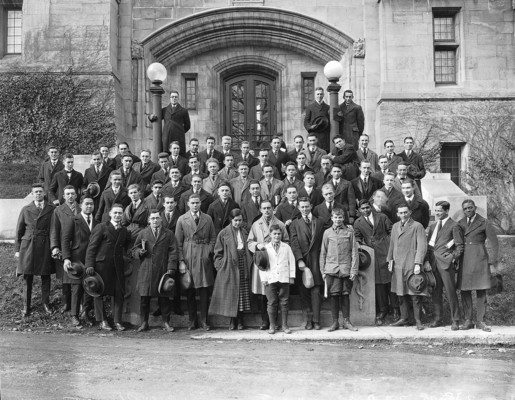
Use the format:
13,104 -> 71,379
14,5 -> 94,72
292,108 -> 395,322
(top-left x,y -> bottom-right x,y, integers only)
1,330 -> 514,400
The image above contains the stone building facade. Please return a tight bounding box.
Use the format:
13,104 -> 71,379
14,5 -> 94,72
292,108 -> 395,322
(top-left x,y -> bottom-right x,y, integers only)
1,0 -> 515,183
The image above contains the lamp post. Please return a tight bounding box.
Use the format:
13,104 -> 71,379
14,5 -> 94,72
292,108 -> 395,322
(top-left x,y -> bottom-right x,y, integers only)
146,62 -> 167,162
323,61 -> 344,149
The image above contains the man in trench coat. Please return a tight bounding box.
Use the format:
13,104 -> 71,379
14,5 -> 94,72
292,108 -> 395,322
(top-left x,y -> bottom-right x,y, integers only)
387,203 -> 428,331
457,199 -> 499,332
133,210 -> 178,332
85,204 -> 132,331
15,183 -> 55,316
333,90 -> 365,150
175,194 -> 217,330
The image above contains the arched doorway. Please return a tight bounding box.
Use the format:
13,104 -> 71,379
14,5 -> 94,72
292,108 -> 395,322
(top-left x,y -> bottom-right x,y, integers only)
224,73 -> 276,149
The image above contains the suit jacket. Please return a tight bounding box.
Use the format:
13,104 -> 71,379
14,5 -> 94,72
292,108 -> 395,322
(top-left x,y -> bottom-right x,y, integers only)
122,201 -> 150,237
161,181 -> 190,201
168,155 -> 189,177
329,179 -> 356,218
218,167 -> 239,182
49,169 -> 84,204
457,214 -> 499,291
274,201 -> 301,225
399,150 -> 426,180
354,212 -> 392,284
313,201 -> 348,229
371,170 -> 388,182
248,163 -> 280,181
356,149 -> 379,172
393,177 -> 422,197
199,149 -> 224,170
178,188 -> 213,214
83,165 -> 112,194
38,160 -> 64,192
351,176 -> 383,203
383,153 -> 403,176
404,195 -> 430,228
268,150 -> 289,176
50,203 -> 79,251
314,168 -> 332,189
426,218 -> 463,271
290,215 -> 325,285
85,221 -> 132,296
151,169 -> 170,186
113,153 -> 141,169
61,213 -> 98,283
117,167 -> 143,189
175,211 -> 216,288
304,147 -> 327,173
132,161 -> 160,187
203,175 -> 222,195
15,201 -> 56,276
160,209 -> 180,233
95,187 -> 130,223
207,198 -> 240,236
133,226 -> 178,297
143,193 -> 162,212
233,153 -> 259,169
378,187 -> 403,223
281,177 -> 304,199
331,144 -> 359,181
182,171 -> 208,187
334,101 -> 365,149
295,165 -> 313,181
104,157 -> 117,171
287,148 -> 306,164
259,178 -> 284,207
304,101 -> 330,135
297,186 -> 324,207
230,176 -> 251,205
241,196 -> 262,229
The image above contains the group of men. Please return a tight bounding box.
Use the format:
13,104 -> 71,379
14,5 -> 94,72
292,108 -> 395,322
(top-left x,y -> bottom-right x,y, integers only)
14,88 -> 498,332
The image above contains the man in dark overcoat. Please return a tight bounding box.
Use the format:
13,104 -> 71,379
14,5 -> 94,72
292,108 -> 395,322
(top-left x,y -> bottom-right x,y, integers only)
112,142 -> 141,169
383,140 -> 403,177
304,133 -> 328,173
122,184 -> 150,242
290,197 -> 325,330
206,182 -> 239,236
303,87 -> 331,153
400,179 -> 429,228
230,162 -> 251,206
132,149 -> 160,195
15,183 -> 55,316
328,163 -> 356,223
48,153 -> 84,205
85,204 -> 132,331
168,141 -> 190,177
398,136 -> 426,191
313,183 -> 348,229
457,199 -> 499,332
268,137 -> 289,179
298,171 -> 324,207
425,200 -> 463,330
274,185 -> 301,230
175,194 -> 217,330
351,160 -> 383,205
178,175 -> 213,215
150,90 -> 191,155
241,180 -> 262,230
38,145 -> 64,194
334,89 -> 364,150
95,172 -> 130,223
329,135 -> 359,181
61,195 -> 98,327
161,166 -> 190,201
83,151 -> 113,211
133,210 -> 178,332
117,155 -> 143,190
354,199 -> 394,326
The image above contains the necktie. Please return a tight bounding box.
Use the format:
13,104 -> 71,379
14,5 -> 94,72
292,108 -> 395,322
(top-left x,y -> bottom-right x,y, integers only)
388,154 -> 392,161
363,149 -> 368,158
86,215 -> 91,229
467,218 -> 471,226
435,220 -> 443,240
407,199 -> 412,207
37,202 -> 43,210
194,214 -> 199,225
52,162 -> 56,168
328,203 -> 333,213
115,223 -> 120,230
305,217 -> 311,232
267,181 -> 271,192
273,243 -> 279,252
153,228 -> 158,237
366,216 -> 373,227
254,197 -> 259,209
167,213 -> 171,223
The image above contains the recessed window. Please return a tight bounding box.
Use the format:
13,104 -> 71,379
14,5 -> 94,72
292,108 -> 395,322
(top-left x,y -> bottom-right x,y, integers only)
440,143 -> 464,186
182,73 -> 197,110
301,72 -> 316,110
433,8 -> 460,85
434,49 -> 456,84
6,10 -> 22,54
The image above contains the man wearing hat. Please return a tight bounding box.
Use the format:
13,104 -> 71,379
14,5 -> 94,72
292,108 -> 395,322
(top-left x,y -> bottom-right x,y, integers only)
304,87 -> 331,153
61,195 -> 98,327
85,203 -> 132,331
425,201 -> 463,330
457,199 -> 499,332
133,210 -> 178,332
354,199 -> 394,326
387,204 -> 429,330
15,183 -> 56,317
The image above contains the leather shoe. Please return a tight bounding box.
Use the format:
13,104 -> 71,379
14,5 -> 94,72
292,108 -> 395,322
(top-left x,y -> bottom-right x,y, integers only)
392,308 -> 400,321
342,318 -> 358,331
100,321 -> 112,331
199,321 -> 211,331
43,304 -> 52,315
229,318 -> 236,330
237,323 -> 245,330
451,321 -> 459,331
429,320 -> 443,328
282,326 -> 292,334
305,321 -> 313,330
259,323 -> 270,331
188,321 -> 198,331
416,320 -> 424,331
375,317 -> 384,326
114,322 -> 126,331
268,326 -> 276,334
314,322 -> 321,330
137,322 -> 149,332
163,322 -> 175,332
460,320 -> 474,330
70,316 -> 82,327
391,318 -> 409,327
328,321 -> 339,332
476,321 -> 491,332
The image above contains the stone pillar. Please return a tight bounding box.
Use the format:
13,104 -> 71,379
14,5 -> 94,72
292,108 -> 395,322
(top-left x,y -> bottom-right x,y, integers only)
327,80 -> 341,151
149,83 -> 164,162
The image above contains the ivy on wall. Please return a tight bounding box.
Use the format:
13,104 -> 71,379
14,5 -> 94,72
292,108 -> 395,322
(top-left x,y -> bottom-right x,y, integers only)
0,68 -> 116,163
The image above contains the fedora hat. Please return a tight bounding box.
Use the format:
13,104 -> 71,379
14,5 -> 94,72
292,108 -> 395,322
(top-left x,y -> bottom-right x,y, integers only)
66,261 -> 85,280
179,269 -> 193,290
358,248 -> 372,270
311,116 -> 329,133
82,272 -> 104,298
85,182 -> 101,198
254,248 -> 269,271
158,272 -> 176,297
302,268 -> 314,289
407,271 -> 433,295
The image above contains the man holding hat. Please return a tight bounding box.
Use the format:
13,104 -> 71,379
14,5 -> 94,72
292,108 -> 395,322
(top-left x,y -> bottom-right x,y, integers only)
133,210 -> 178,332
61,195 -> 98,327
304,87 -> 331,153
387,203 -> 429,330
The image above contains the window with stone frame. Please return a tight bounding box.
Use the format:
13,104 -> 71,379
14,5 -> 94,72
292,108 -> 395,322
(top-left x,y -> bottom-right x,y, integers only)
0,1 -> 23,58
182,73 -> 198,110
433,8 -> 460,84
301,72 -> 316,111
440,142 -> 464,186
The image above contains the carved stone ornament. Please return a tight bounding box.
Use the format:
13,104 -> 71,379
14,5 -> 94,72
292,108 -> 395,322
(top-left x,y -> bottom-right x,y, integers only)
353,38 -> 365,58
131,40 -> 144,60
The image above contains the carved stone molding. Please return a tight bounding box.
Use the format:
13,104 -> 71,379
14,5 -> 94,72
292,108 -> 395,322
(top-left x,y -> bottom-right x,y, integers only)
353,38 -> 365,58
131,40 -> 144,60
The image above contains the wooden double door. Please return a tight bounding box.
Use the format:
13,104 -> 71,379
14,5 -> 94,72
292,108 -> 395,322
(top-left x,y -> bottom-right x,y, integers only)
224,74 -> 276,150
